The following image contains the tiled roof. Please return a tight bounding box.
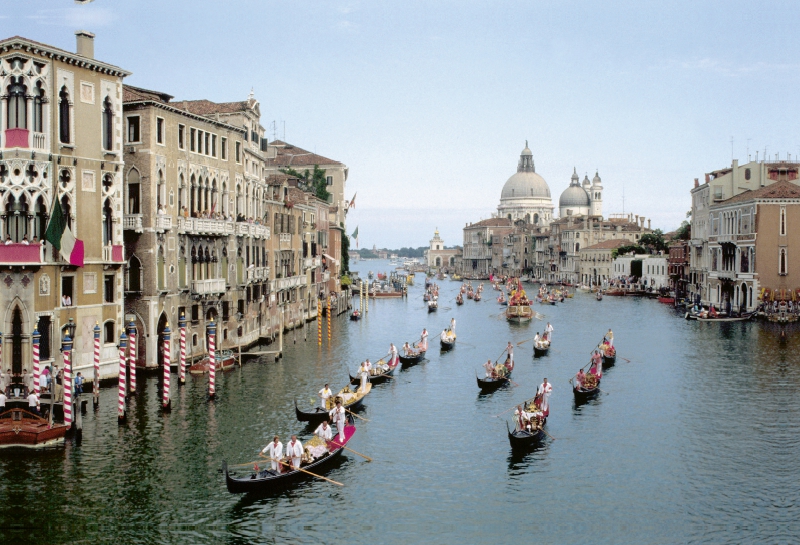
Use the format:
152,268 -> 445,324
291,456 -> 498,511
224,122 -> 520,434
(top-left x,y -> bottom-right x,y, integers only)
466,218 -> 512,228
268,140 -> 341,167
0,35 -> 130,77
583,239 -> 630,250
171,99 -> 250,116
720,179 -> 800,205
265,174 -> 295,185
123,84 -> 173,103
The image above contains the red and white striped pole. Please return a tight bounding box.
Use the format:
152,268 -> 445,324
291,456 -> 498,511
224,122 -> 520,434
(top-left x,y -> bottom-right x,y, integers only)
92,323 -> 100,407
117,332 -> 127,424
162,323 -> 171,411
207,320 -> 216,399
62,334 -> 73,430
128,321 -> 137,394
32,329 -> 40,397
179,313 -> 187,385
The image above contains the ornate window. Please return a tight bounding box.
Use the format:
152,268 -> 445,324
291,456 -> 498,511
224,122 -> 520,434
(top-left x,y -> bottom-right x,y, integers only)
780,207 -> 786,236
7,77 -> 27,129
779,248 -> 788,276
102,96 -> 113,151
32,81 -> 45,133
102,198 -> 113,245
59,86 -> 71,143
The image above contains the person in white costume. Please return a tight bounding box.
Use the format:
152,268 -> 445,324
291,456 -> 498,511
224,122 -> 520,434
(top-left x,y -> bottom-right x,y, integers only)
286,435 -> 303,469
314,421 -> 333,441
318,383 -> 332,410
261,436 -> 283,471
329,400 -> 347,441
537,378 -> 553,414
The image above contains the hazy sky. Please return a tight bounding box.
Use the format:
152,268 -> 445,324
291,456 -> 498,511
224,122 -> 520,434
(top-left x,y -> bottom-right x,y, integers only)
5,1 -> 800,248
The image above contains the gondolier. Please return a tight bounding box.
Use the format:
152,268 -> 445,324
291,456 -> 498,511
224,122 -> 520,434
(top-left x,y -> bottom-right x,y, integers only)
314,421 -> 333,441
575,369 -> 586,390
261,436 -> 283,471
318,384 -> 333,410
419,328 -> 429,351
450,318 -> 456,334
358,363 -> 369,391
544,322 -> 554,341
506,341 -> 514,364
286,435 -> 303,469
388,343 -> 399,366
537,378 -> 552,415
483,359 -> 494,378
605,329 -> 614,347
329,400 -> 347,441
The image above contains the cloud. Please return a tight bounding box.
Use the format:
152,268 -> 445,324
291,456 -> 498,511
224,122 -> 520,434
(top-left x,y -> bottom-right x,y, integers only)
335,20 -> 357,32
27,7 -> 116,27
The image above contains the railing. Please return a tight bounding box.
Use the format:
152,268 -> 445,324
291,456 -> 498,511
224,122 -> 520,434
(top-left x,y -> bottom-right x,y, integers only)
177,217 -> 234,236
275,275 -> 307,290
279,233 -> 291,243
191,278 -> 226,295
32,132 -> 46,150
235,223 -> 270,238
4,128 -> 28,148
123,214 -> 143,232
245,266 -> 270,283
155,215 -> 172,231
0,243 -> 42,263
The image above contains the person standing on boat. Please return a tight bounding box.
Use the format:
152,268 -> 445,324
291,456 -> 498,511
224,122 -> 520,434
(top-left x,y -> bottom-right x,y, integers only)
388,343 -> 398,366
261,436 -> 283,472
544,322 -> 554,341
0,389 -> 5,412
605,329 -> 614,348
318,384 -> 333,410
575,369 -> 586,390
419,329 -> 429,351
287,435 -> 303,469
506,341 -> 514,364
329,400 -> 347,441
537,378 -> 552,415
27,390 -> 40,415
314,420 -> 333,441
483,359 -> 494,378
358,363 -> 369,391
590,350 -> 603,377
450,318 -> 456,334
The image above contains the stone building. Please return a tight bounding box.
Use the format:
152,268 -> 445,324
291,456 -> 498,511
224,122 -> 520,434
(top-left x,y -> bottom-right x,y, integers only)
496,143 -> 553,227
558,169 -> 603,218
578,239 -> 628,286
425,228 -> 458,269
459,218 -> 512,278
0,33 -> 128,378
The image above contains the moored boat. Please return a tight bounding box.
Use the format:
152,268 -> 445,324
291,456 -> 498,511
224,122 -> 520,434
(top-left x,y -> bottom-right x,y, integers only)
0,408 -> 69,448
189,350 -> 236,375
223,416 -> 356,494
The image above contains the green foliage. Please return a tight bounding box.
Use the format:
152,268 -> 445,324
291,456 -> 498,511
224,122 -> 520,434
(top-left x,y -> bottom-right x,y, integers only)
639,229 -> 668,253
280,165 -> 330,202
341,232 -> 350,274
611,245 -> 646,259
340,275 -> 352,286
675,220 -> 691,240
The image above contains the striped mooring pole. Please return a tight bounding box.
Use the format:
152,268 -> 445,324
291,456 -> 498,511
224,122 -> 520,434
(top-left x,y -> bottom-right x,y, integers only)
128,321 -> 137,394
92,322 -> 100,407
207,320 -> 216,399
179,312 -> 187,385
162,323 -> 171,411
117,332 -> 127,424
62,334 -> 73,430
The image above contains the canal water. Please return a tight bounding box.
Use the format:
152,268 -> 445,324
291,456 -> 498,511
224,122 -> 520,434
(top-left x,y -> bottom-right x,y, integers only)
1,259 -> 797,544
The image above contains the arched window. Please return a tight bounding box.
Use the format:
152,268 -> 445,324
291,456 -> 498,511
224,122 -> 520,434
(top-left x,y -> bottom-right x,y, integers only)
104,321 -> 115,344
61,195 -> 72,230
157,247 -> 166,289
779,248 -> 787,275
178,174 -> 185,213
5,195 -> 29,242
102,198 -> 113,245
33,196 -> 47,240
6,77 -> 27,129
533,213 -> 539,224
190,175 -> 197,216
59,86 -> 71,143
157,169 -> 165,209
127,255 -> 142,292
127,169 -> 140,214
32,81 -> 45,133
102,96 -> 113,151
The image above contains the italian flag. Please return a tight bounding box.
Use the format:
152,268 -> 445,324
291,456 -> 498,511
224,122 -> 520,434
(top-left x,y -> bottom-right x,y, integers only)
44,198 -> 84,267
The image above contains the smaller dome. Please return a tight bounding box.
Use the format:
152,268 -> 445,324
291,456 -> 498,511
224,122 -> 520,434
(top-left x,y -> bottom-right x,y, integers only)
571,167 -> 579,182
559,185 -> 590,207
592,171 -> 602,185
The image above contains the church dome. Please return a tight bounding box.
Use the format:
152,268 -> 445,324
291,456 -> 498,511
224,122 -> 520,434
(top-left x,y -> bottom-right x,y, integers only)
500,143 -> 551,200
559,183 -> 590,207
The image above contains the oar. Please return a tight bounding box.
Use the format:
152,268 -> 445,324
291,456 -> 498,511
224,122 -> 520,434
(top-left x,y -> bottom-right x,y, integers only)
340,445 -> 372,462
492,396 -> 536,418
516,337 -> 536,346
345,407 -> 370,422
541,428 -> 557,441
621,357 -> 631,363
232,460 -> 264,468
262,455 -> 344,486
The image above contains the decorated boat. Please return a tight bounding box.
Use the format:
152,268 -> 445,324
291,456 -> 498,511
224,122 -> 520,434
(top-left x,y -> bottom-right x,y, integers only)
573,372 -> 601,403
294,383 -> 371,425
399,350 -> 426,367
533,340 -> 550,358
223,416 -> 356,494
600,344 -> 616,366
0,408 -> 69,448
456,294 -> 464,305
349,358 -> 399,385
350,310 -> 362,321
506,421 -> 545,449
189,350 -> 236,375
428,299 -> 438,312
440,330 -> 456,351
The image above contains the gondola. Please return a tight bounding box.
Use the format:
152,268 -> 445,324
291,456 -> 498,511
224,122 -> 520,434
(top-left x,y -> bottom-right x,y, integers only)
399,351 -> 426,367
294,383 -> 371,425
476,372 -> 511,392
596,292 -> 603,301
533,342 -> 550,358
456,296 -> 464,306
602,348 -> 616,367
349,359 -> 399,385
223,416 -> 356,494
349,311 -> 361,321
428,300 -> 438,312
506,421 -> 545,449
573,382 -> 600,402
440,333 -> 456,351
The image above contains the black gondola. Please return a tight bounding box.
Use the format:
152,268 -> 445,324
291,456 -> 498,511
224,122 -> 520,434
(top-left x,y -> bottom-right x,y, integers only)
349,312 -> 361,321
399,351 -> 426,367
223,417 -> 355,494
603,353 -> 616,367
294,384 -> 370,425
573,383 -> 600,402
440,337 -> 455,351
476,373 -> 511,392
428,301 -> 438,313
533,343 -> 550,358
506,421 -> 545,449
349,360 -> 399,385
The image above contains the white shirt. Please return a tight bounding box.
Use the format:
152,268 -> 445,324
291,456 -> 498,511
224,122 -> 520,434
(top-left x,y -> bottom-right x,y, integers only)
286,440 -> 303,459
329,406 -> 346,425
0,393 -> 5,407
27,393 -> 38,408
538,382 -> 553,396
262,441 -> 283,458
318,387 -> 332,401
314,423 -> 333,440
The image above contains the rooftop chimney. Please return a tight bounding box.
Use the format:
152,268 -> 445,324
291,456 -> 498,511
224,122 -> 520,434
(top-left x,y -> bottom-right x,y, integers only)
648,219 -> 651,229
694,178 -> 699,188
75,30 -> 95,59
635,215 -> 639,224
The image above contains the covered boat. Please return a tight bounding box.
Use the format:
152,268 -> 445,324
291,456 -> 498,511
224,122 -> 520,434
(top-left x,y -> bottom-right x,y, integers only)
294,383 -> 371,425
189,350 -> 236,375
506,305 -> 533,323
223,417 -> 356,494
0,408 -> 69,448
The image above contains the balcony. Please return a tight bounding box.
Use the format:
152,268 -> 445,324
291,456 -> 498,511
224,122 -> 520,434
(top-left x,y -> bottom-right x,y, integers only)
0,243 -> 43,264
177,217 -> 234,236
275,275 -> 307,290
303,256 -> 321,269
245,266 -> 270,283
235,223 -> 270,239
123,214 -> 143,233
102,244 -> 125,263
155,215 -> 172,232
192,278 -> 226,295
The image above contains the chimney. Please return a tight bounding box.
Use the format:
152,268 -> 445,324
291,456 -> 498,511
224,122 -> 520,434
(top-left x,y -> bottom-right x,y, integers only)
75,30 -> 95,59
694,178 -> 699,188
640,217 -> 645,228
648,219 -> 651,229
635,215 -> 639,224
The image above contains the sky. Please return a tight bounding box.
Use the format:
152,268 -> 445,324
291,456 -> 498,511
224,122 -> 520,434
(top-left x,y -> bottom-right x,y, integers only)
4,0 -> 800,248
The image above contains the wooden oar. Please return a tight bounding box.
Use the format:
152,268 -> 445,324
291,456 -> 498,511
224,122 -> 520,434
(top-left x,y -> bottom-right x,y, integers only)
621,357 -> 631,363
263,455 -> 344,486
541,428 -> 557,441
345,407 -> 370,422
340,445 -> 372,462
232,460 -> 264,468
492,396 -> 536,418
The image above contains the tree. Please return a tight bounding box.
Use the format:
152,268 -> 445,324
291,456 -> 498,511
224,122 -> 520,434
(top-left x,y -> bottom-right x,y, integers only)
280,165 -> 330,202
611,245 -> 646,259
675,220 -> 691,240
341,231 -> 350,274
639,229 -> 668,253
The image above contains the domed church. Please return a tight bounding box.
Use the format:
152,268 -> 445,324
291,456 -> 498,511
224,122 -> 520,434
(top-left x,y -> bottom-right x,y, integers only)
559,168 -> 603,218
496,142 -> 554,226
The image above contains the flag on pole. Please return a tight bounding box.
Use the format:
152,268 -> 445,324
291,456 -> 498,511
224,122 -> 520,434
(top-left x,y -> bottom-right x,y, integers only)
351,226 -> 359,248
44,198 -> 84,267
349,192 -> 356,209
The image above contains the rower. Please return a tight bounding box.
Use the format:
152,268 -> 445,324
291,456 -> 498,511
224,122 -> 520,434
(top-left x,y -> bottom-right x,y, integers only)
329,399 -> 347,441
419,328 -> 428,351
483,359 -> 494,378
590,350 -> 602,376
450,318 -> 456,334
314,420 -> 333,441
261,435 -> 283,472
389,343 -> 398,365
286,434 -> 303,469
533,332 -> 540,346
537,378 -> 552,415
506,341 -> 514,364
575,369 -> 586,390
545,322 -> 554,341
318,383 -> 333,410
358,363 -> 369,391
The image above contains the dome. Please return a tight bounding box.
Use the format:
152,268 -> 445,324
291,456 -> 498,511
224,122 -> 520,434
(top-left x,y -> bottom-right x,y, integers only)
592,171 -> 602,185
500,143 -> 551,200
559,184 -> 590,207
